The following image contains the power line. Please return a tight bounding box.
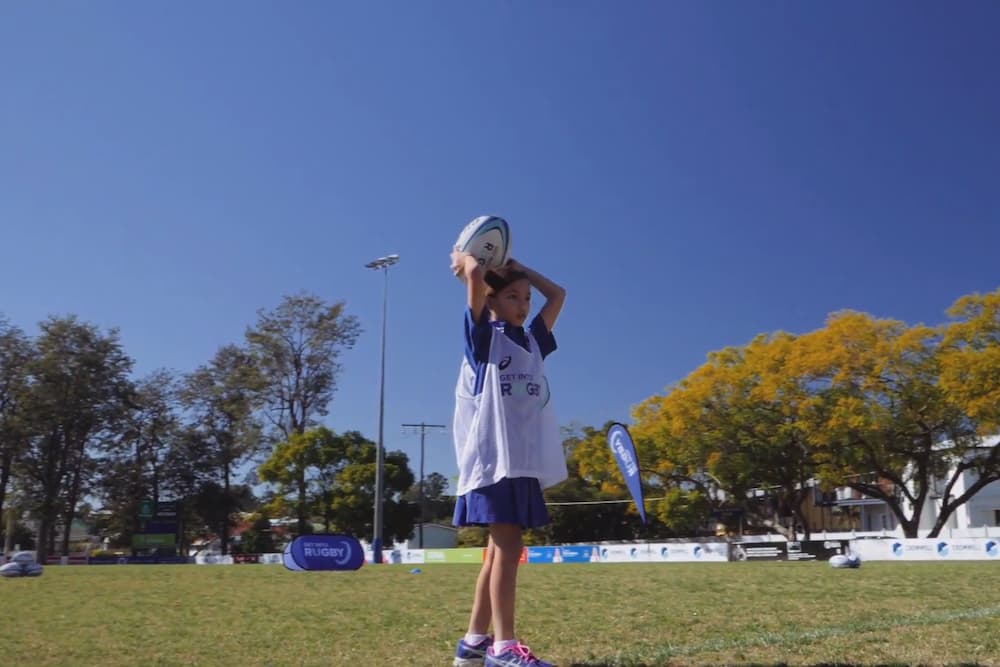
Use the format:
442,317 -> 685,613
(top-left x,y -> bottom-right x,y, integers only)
545,497 -> 666,506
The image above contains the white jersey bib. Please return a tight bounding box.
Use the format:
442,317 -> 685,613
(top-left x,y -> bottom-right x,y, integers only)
453,323 -> 567,496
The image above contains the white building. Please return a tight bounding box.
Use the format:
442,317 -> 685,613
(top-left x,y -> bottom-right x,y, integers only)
834,435 -> 1000,537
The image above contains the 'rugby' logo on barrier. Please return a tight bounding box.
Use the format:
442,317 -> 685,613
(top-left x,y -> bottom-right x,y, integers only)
283,534 -> 364,571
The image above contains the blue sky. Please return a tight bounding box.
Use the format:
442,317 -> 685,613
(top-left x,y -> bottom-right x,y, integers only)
2,2 -> 999,489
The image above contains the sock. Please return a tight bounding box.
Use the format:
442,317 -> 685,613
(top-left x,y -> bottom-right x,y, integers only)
493,639 -> 518,654
464,633 -> 489,646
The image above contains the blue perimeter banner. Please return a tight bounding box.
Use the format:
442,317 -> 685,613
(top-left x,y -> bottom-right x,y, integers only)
526,546 -> 599,563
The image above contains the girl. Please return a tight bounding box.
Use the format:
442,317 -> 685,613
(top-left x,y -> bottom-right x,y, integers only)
449,248 -> 568,667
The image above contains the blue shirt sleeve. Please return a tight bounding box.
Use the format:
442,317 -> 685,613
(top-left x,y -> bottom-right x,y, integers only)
464,307 -> 492,366
529,314 -> 557,359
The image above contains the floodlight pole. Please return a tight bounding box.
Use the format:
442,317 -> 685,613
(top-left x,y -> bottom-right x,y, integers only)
365,254 -> 399,564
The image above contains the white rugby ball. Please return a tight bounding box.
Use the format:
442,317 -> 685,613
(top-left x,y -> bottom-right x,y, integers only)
455,215 -> 511,270
829,553 -> 861,569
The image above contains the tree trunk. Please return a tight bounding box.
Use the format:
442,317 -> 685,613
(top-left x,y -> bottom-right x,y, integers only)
177,502 -> 187,558
222,459 -> 231,555
36,431 -> 65,563
899,514 -> 919,538
877,495 -> 920,538
927,514 -> 950,538
33,518 -> 45,561
3,503 -> 16,555
927,473 -> 1000,538
0,449 -> 11,528
36,515 -> 53,562
793,502 -> 811,541
60,504 -> 76,556
151,464 -> 160,510
297,471 -> 308,535
60,442 -> 87,556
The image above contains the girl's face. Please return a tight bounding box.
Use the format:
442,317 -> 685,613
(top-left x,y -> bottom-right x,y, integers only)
488,278 -> 531,327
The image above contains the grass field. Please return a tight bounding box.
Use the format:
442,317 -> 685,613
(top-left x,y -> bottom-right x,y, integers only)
1,561 -> 998,666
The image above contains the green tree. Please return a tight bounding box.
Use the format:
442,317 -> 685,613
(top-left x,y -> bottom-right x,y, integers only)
325,440 -> 415,543
633,304 -> 997,541
19,316 -> 133,561
942,287 -> 1000,431
160,425 -> 218,555
2,510 -> 35,551
245,294 -> 361,441
97,369 -> 181,549
259,426 -> 344,533
181,345 -> 264,554
259,428 -> 416,542
634,333 -> 817,539
793,312 -> 980,538
456,526 -> 488,548
402,471 -> 454,523
240,512 -> 275,554
190,480 -> 258,552
655,487 -> 712,536
543,423 -> 653,543
0,317 -> 33,541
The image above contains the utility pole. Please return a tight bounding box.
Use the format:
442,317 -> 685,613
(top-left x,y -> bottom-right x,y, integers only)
402,422 -> 446,548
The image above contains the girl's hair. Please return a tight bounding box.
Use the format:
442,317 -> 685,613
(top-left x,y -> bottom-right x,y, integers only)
484,269 -> 529,295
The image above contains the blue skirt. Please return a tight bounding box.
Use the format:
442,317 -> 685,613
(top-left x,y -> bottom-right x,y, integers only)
453,477 -> 549,529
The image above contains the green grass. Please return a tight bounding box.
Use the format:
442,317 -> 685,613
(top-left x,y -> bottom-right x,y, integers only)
1,561 -> 998,666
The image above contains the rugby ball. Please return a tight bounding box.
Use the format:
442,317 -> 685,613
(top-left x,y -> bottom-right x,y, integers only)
455,215 -> 511,270
829,553 -> 861,569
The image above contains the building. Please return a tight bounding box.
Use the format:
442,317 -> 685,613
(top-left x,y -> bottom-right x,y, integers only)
406,523 -> 458,549
828,435 -> 1000,536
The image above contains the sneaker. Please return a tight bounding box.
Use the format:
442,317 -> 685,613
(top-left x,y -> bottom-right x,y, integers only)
484,643 -> 554,667
453,636 -> 493,666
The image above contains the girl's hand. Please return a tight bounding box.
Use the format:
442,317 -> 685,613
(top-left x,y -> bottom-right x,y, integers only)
451,249 -> 482,281
504,258 -> 524,273
450,248 -> 467,279
453,248 -> 488,315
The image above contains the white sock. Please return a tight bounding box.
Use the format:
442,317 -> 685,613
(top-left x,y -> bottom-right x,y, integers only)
464,633 -> 489,646
493,639 -> 518,654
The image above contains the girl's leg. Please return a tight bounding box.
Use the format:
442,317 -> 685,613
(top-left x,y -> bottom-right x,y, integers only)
466,537 -> 494,635
488,522 -> 523,641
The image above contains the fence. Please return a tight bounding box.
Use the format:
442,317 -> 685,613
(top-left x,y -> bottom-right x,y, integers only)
11,537 -> 998,566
